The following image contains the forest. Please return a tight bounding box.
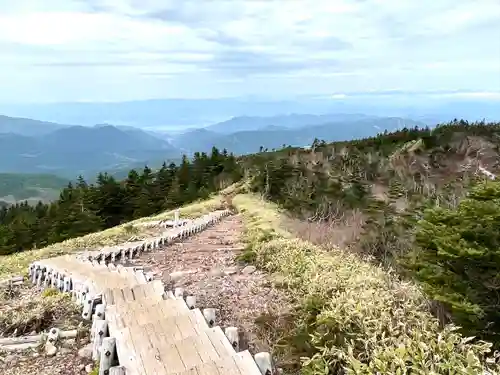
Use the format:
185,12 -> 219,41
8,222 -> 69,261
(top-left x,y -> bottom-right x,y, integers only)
1,119 -> 500,351
0,147 -> 241,255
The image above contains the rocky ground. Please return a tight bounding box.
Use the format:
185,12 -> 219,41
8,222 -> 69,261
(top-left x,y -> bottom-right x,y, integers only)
0,283 -> 95,375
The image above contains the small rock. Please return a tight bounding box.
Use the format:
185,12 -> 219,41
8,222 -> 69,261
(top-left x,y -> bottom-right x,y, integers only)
59,347 -> 72,355
169,271 -> 189,282
45,342 -> 57,357
241,265 -> 257,275
85,364 -> 93,373
209,268 -> 224,277
223,267 -> 239,276
78,364 -> 86,371
4,354 -> 19,364
77,343 -> 93,359
62,338 -> 76,348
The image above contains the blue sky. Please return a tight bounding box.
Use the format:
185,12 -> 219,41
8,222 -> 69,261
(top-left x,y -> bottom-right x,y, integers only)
0,0 -> 499,103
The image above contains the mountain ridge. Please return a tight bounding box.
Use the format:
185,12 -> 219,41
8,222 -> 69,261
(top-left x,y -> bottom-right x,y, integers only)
0,113 -> 428,178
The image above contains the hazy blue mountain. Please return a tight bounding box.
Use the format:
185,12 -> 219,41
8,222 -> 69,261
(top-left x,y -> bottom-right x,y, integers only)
169,128 -> 221,153
0,115 -> 70,136
205,113 -> 377,134
1,97 -> 497,130
172,116 -> 427,155
0,124 -> 180,178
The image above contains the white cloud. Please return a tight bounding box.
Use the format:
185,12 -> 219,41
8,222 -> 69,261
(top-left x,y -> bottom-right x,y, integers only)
0,0 -> 498,102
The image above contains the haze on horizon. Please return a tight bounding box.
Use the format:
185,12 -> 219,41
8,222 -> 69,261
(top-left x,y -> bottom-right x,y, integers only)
0,0 -> 499,105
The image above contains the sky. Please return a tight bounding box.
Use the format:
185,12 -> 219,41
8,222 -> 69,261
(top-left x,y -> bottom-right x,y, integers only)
0,0 -> 499,103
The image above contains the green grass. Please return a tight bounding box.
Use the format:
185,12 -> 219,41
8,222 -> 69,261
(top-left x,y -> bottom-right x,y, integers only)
233,193 -> 499,374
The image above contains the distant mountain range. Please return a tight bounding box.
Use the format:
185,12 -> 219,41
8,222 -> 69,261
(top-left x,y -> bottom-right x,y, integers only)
0,113 -> 428,180
0,122 -> 178,178
171,115 -> 426,154
1,96 -> 498,128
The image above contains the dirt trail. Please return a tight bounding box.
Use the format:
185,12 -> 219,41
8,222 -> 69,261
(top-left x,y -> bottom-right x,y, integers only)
128,214 -> 291,353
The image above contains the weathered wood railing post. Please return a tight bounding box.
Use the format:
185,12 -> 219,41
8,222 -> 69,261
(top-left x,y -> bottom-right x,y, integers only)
255,352 -> 273,374
92,320 -> 108,361
174,209 -> 180,228
99,337 -> 117,375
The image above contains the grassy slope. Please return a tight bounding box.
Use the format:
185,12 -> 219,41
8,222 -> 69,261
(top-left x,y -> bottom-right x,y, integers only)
0,172 -> 69,203
232,192 -> 499,374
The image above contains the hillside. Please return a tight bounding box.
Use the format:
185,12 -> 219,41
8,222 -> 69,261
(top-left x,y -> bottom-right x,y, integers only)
0,115 -> 70,136
0,173 -> 68,205
1,120 -> 500,373
0,124 -> 179,178
243,119 -> 500,348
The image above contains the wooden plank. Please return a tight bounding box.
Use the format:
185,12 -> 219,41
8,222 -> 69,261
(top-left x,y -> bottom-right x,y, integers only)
112,288 -> 126,306
158,340 -> 186,374
234,351 -> 262,375
122,287 -> 135,302
212,355 -> 242,375
157,315 -> 183,343
175,335 -> 204,370
116,327 -> 147,375
129,322 -> 162,375
174,314 -> 199,341
131,284 -> 146,300
205,327 -> 235,358
192,332 -> 221,364
103,288 -> 114,306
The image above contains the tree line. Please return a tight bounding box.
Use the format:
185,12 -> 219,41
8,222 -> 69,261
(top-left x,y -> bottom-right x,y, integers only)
0,147 -> 241,255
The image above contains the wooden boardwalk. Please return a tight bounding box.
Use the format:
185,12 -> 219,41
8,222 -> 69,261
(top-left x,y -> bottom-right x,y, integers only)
29,210 -> 272,375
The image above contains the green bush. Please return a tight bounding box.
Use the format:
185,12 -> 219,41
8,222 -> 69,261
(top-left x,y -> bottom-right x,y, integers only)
406,180 -> 500,346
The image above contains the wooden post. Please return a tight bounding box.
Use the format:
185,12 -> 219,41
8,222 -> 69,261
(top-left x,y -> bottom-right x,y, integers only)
174,287 -> 184,299
94,303 -> 106,321
254,352 -> 273,375
92,320 -> 108,360
225,327 -> 239,351
45,327 -> 60,356
99,337 -> 116,375
82,293 -> 94,320
185,295 -> 196,309
63,276 -> 71,293
174,209 -> 180,227
203,308 -> 216,327
36,268 -> 45,289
